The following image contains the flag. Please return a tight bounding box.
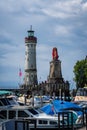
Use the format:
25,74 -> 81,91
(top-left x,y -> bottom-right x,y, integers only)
19,68 -> 22,77
51,105 -> 54,112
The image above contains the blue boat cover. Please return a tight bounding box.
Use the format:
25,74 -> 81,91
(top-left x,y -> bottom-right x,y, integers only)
40,99 -> 82,115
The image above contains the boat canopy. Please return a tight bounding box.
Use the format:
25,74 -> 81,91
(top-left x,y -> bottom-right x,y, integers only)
0,90 -> 13,96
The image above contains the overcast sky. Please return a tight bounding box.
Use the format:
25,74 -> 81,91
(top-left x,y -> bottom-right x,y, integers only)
0,0 -> 87,89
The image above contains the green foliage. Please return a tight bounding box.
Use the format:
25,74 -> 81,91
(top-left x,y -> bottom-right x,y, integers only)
73,57 -> 87,89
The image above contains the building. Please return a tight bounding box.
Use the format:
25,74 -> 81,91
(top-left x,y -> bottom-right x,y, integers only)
24,26 -> 37,87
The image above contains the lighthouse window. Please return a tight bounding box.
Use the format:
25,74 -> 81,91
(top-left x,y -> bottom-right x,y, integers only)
31,74 -> 33,77
27,58 -> 29,61
27,44 -> 29,47
31,44 -> 33,47
31,64 -> 33,68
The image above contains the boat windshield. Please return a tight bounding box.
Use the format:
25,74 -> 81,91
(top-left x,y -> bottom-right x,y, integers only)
28,108 -> 39,115
76,88 -> 87,96
0,98 -> 10,106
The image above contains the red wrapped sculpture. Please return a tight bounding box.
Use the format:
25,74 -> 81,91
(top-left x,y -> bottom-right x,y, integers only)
52,47 -> 59,60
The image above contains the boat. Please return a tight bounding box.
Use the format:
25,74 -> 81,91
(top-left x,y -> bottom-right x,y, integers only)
74,87 -> 87,103
39,99 -> 83,126
0,102 -> 70,129
18,95 -> 51,107
0,104 -> 83,130
1,104 -> 80,130
0,91 -> 19,107
0,91 -> 67,129
0,91 -> 83,129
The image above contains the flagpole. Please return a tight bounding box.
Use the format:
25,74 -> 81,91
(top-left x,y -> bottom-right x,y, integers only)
19,68 -> 22,87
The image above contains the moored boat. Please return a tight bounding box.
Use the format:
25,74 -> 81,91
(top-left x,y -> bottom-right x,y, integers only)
0,91 -> 84,129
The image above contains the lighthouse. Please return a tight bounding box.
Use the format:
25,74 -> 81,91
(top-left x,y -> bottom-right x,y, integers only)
24,26 -> 37,86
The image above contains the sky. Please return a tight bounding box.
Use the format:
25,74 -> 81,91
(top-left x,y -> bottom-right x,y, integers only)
0,0 -> 87,89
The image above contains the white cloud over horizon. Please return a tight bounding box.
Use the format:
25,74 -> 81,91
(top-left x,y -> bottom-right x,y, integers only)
0,0 -> 87,89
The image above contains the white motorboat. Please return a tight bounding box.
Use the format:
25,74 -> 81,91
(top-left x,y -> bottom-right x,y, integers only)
18,95 -> 51,107
0,91 -> 83,129
0,104 -> 65,129
74,87 -> 87,102
0,92 -> 65,129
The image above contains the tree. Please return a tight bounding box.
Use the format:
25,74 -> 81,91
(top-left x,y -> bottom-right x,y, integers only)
73,56 -> 87,89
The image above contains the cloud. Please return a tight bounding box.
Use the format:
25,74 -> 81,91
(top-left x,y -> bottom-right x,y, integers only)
41,0 -> 83,18
0,44 -> 24,67
0,0 -> 87,88
82,1 -> 87,10
54,25 -> 72,37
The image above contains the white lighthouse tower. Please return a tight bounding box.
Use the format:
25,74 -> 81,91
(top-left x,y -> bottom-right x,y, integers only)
24,26 -> 37,86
